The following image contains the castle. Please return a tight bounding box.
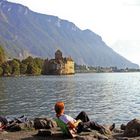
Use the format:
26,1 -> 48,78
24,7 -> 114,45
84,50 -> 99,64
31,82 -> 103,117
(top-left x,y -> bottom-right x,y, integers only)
44,50 -> 75,75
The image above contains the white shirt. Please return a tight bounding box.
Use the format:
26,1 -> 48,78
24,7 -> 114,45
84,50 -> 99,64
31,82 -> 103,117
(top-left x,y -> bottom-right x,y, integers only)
59,114 -> 76,124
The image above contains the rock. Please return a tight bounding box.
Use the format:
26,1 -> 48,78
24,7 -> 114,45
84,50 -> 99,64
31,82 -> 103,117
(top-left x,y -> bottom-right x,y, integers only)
77,130 -> 109,140
6,123 -> 21,132
37,129 -> 52,136
0,130 -> 8,134
5,120 -> 34,132
34,117 -> 57,129
18,121 -> 34,130
123,119 -> 140,137
113,128 -> 124,133
76,135 -> 98,140
120,124 -> 126,130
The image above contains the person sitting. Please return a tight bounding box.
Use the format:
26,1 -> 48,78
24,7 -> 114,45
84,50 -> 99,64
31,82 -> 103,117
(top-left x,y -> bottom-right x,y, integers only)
54,101 -> 115,138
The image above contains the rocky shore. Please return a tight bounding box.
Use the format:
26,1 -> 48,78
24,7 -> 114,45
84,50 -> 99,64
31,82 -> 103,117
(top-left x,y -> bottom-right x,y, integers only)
1,118 -> 140,140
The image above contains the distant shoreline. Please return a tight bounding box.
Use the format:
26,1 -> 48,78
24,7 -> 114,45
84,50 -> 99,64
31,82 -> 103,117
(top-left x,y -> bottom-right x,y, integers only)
0,70 -> 140,77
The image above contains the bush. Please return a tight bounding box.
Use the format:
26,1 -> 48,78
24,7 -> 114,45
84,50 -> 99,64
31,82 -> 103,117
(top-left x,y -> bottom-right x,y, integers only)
20,63 -> 27,74
0,45 -> 6,65
9,59 -> 20,75
2,62 -> 12,76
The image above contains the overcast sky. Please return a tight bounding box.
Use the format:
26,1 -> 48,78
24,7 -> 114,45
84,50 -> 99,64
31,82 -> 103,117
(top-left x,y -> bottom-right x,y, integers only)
8,0 -> 140,66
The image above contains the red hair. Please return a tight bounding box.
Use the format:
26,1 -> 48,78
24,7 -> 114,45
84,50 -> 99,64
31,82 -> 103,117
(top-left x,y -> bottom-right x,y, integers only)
55,101 -> 65,114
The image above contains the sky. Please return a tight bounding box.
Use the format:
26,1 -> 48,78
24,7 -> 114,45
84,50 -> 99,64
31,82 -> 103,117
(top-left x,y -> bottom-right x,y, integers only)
8,0 -> 140,66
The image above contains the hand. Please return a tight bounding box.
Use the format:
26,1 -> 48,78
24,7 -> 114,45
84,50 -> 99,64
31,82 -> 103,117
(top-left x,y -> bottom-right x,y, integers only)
73,119 -> 82,127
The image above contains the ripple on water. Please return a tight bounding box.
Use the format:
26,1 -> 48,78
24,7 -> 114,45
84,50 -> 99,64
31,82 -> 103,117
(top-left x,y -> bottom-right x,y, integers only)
0,73 -> 140,125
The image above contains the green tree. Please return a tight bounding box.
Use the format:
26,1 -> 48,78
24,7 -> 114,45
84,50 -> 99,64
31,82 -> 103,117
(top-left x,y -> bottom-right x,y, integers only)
9,59 -> 20,75
26,63 -> 41,75
34,57 -> 44,74
34,57 -> 44,69
20,63 -> 27,74
0,45 -> 6,65
2,62 -> 12,76
22,56 -> 42,75
22,56 -> 34,65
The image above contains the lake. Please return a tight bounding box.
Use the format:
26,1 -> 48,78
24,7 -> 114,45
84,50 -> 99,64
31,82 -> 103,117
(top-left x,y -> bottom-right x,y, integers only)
0,73 -> 140,126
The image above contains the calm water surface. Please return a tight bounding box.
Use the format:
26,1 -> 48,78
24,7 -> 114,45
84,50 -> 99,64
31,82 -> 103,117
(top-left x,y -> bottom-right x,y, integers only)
0,73 -> 140,125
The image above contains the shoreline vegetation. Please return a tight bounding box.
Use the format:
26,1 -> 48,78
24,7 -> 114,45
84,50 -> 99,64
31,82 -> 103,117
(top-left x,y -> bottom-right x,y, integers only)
0,46 -> 140,77
75,65 -> 140,73
0,60 -> 140,77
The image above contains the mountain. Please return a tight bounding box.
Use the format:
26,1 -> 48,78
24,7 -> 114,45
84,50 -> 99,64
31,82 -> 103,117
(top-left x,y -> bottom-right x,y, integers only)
0,0 -> 139,68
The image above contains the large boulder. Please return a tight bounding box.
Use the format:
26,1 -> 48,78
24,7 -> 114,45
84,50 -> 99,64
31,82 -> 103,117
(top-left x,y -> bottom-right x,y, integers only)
34,117 -> 57,129
123,119 -> 140,137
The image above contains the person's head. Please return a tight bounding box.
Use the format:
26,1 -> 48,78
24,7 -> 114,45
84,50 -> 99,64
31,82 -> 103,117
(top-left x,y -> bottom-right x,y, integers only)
55,101 -> 65,115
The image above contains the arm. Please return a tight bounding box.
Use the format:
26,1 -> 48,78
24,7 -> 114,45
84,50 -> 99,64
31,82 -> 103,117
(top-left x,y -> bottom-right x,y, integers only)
67,119 -> 82,129
60,114 -> 81,129
67,121 -> 76,129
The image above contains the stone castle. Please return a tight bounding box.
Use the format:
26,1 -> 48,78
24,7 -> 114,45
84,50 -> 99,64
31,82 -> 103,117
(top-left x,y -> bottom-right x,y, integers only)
44,50 -> 75,75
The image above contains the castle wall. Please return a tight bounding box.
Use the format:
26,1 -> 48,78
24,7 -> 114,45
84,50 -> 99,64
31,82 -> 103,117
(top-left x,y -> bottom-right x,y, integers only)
63,61 -> 75,74
44,50 -> 75,75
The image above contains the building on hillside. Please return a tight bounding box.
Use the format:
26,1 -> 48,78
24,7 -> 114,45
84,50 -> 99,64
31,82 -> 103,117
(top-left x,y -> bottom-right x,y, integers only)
43,50 -> 75,75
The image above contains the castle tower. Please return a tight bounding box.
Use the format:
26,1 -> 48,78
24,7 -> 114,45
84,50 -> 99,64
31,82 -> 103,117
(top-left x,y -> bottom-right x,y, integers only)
55,49 -> 63,60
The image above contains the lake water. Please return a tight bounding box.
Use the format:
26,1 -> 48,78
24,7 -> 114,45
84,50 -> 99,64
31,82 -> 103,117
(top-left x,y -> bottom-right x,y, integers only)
0,73 -> 140,126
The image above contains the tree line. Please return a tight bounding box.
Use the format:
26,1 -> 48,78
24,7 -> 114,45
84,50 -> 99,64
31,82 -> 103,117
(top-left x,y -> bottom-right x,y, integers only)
0,45 -> 81,76
1,45 -> 138,76
0,45 -> 45,76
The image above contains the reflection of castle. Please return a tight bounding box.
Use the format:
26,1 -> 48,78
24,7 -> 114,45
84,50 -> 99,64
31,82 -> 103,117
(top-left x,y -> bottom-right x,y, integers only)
44,50 -> 75,75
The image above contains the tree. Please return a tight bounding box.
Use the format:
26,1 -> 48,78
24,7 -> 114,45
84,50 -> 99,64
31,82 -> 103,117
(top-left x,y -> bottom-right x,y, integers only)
0,45 -> 6,65
20,63 -> 27,74
22,56 -> 34,65
2,62 -> 12,76
9,59 -> 20,75
22,56 -> 42,75
26,63 -> 41,75
34,57 -> 44,74
34,57 -> 44,69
